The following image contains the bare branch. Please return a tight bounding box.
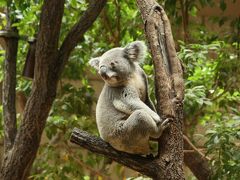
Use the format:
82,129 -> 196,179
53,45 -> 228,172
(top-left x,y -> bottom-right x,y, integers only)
1,0 -> 107,179
70,128 -> 164,179
58,0 -> 107,74
1,1 -> 18,153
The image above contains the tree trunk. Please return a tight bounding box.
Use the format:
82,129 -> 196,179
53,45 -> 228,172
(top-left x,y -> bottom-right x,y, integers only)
0,0 -> 106,179
136,0 -> 184,179
2,31 -> 18,153
1,4 -> 19,154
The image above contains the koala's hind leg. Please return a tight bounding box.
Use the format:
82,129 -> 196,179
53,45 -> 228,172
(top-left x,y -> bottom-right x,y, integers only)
120,110 -> 160,154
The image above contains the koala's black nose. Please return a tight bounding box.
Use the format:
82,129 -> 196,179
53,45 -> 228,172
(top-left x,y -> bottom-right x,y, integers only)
99,66 -> 108,77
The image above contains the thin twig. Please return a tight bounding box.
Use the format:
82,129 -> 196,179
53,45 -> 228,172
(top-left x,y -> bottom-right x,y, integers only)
183,135 -> 210,161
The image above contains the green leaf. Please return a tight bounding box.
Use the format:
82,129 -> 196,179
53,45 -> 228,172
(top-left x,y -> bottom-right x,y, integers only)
206,130 -> 217,134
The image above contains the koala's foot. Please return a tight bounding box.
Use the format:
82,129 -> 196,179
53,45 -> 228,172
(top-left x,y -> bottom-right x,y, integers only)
157,118 -> 173,136
150,117 -> 173,138
160,118 -> 172,130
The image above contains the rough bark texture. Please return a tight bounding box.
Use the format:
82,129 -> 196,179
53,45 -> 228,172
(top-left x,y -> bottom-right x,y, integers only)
68,1 -> 212,179
0,0 -> 106,179
2,31 -> 18,153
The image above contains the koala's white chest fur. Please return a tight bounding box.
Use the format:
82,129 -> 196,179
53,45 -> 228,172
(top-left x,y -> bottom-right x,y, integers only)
128,71 -> 146,101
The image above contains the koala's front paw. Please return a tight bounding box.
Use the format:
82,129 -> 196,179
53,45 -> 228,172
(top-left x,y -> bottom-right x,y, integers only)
156,118 -> 172,137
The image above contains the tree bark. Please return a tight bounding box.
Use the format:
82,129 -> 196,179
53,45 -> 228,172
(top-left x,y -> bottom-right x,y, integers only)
0,0 -> 106,179
69,1 -> 212,179
1,3 -> 19,154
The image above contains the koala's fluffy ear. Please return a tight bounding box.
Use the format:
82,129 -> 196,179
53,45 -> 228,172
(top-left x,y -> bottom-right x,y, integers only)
124,41 -> 147,63
89,58 -> 100,70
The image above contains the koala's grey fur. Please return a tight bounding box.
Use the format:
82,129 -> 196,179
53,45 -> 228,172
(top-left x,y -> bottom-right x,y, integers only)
89,41 -> 170,154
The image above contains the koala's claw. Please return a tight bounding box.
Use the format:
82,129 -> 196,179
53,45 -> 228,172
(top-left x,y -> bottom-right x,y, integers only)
159,118 -> 173,130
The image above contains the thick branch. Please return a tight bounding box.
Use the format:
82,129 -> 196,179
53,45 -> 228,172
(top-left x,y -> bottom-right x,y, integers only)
138,2 -> 175,117
58,0 -> 107,74
70,128 -> 164,179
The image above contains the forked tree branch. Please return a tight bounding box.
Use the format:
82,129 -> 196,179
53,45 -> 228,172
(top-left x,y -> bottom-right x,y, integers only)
1,1 -> 107,179
71,1 -> 184,179
70,128 -> 211,179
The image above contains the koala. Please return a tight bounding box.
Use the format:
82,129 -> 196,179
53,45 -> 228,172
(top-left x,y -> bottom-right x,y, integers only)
89,41 -> 170,154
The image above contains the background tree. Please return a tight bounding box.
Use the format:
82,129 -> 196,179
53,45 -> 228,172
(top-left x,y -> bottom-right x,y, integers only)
0,0 -> 106,179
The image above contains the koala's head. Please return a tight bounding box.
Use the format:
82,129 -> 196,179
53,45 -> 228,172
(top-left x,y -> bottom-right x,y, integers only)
89,41 -> 146,87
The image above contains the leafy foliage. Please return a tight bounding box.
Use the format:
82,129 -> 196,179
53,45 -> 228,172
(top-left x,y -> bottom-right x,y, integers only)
179,40 -> 240,179
205,116 -> 240,179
